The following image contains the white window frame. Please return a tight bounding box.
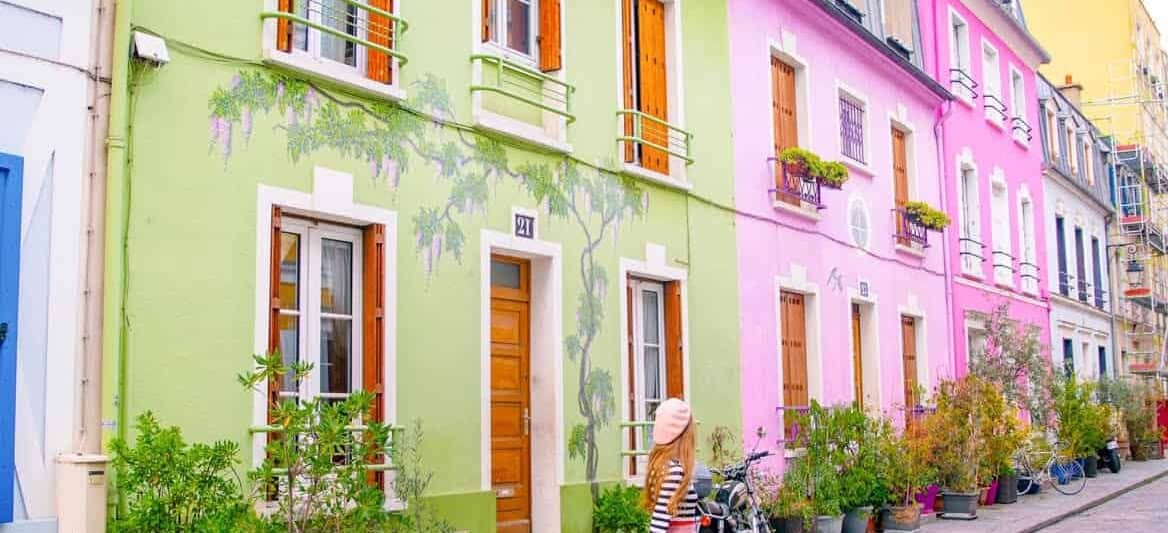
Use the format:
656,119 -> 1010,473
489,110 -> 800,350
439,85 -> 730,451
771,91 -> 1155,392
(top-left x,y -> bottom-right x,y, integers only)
629,278 -> 666,473
836,82 -> 872,173
1066,122 -> 1079,176
982,40 -> 1003,127
957,156 -> 982,276
484,0 -> 539,66
1009,66 -> 1028,145
990,173 -> 1012,287
278,216 -> 364,404
1082,135 -> 1095,185
1018,191 -> 1038,295
949,9 -> 973,104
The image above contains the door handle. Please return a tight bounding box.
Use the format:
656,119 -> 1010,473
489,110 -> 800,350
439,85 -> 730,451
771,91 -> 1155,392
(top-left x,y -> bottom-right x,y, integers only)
523,407 -> 530,436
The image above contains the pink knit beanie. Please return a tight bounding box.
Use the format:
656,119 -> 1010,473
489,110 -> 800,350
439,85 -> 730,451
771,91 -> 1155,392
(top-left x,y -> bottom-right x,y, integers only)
652,398 -> 692,445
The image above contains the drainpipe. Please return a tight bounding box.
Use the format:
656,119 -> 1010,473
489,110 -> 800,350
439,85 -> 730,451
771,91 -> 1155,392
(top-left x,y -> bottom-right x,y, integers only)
74,0 -> 115,457
102,0 -> 133,453
929,0 -> 958,380
1106,139 -> 1121,378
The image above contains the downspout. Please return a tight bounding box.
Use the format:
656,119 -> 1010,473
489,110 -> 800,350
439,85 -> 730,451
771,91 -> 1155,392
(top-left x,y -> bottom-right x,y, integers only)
102,0 -> 133,454
75,0 -> 115,456
1107,138 -> 1121,378
929,0 -> 959,379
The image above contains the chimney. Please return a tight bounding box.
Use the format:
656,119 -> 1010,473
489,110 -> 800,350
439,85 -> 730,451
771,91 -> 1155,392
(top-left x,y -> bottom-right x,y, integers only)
1059,74 -> 1084,109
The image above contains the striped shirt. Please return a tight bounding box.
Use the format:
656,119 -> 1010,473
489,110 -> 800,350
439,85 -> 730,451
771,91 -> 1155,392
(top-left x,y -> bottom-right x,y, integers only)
649,460 -> 699,533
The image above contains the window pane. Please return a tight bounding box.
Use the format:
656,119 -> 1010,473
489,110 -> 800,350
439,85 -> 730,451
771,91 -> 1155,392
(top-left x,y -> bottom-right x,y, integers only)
321,238 -> 353,315
491,260 -> 521,288
279,314 -> 300,392
643,346 -> 661,400
280,232 -> 301,309
320,318 -> 352,394
320,0 -> 358,67
293,0 -> 309,51
506,0 -> 531,54
641,290 -> 660,344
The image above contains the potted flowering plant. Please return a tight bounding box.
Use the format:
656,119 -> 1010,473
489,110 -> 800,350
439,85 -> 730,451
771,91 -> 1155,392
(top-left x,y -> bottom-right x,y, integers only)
903,201 -> 951,231
814,161 -> 850,189
777,147 -> 851,189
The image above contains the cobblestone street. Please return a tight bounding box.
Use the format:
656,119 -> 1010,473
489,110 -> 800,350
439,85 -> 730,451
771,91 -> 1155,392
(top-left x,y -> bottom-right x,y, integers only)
920,459 -> 1168,532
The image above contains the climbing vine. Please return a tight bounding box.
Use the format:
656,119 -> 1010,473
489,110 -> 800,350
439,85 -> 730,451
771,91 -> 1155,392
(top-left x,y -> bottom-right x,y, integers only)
209,70 -> 644,499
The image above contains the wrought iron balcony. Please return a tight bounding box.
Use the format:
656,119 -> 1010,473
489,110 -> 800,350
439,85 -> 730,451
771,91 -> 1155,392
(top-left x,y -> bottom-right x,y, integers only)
1095,287 -> 1108,311
959,236 -> 986,274
984,94 -> 1009,123
769,159 -> 825,209
949,68 -> 979,100
1058,270 -> 1071,297
1019,261 -> 1040,295
893,208 -> 929,248
1077,279 -> 1091,303
616,109 -> 694,166
470,54 -> 575,122
1011,116 -> 1033,142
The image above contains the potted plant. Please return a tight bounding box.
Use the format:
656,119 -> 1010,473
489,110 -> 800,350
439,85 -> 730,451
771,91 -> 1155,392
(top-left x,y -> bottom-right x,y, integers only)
592,484 -> 649,533
813,160 -> 850,189
875,419 -> 933,533
923,377 -> 1002,520
838,410 -> 884,533
779,147 -> 821,178
980,384 -> 1023,505
766,481 -> 810,533
788,402 -> 846,533
903,201 -> 952,231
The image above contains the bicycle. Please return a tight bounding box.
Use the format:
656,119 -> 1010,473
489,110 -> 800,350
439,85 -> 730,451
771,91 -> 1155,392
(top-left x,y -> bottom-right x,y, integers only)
1014,439 -> 1087,496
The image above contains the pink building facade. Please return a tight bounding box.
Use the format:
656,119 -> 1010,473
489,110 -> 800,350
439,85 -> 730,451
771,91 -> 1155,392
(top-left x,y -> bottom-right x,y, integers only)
919,0 -> 1053,373
729,0 -> 954,455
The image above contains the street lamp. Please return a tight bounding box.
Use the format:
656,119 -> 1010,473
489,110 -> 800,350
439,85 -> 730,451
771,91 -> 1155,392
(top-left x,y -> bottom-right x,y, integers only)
1127,259 -> 1146,287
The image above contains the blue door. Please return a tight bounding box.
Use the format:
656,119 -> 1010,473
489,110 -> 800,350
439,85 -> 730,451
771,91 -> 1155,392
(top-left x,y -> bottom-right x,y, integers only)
0,153 -> 22,524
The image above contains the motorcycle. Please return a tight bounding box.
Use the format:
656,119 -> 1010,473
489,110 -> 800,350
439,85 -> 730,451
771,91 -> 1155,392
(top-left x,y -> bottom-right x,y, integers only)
696,429 -> 775,533
1097,436 -> 1122,474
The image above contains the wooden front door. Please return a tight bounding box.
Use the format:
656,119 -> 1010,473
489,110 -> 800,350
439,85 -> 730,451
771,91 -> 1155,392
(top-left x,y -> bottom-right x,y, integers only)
892,127 -> 910,245
851,304 -> 864,408
901,315 -> 918,413
490,256 -> 531,533
780,291 -> 808,433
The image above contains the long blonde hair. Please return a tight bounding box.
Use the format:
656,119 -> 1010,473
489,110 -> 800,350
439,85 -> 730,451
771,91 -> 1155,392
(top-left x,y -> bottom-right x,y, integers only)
641,420 -> 696,514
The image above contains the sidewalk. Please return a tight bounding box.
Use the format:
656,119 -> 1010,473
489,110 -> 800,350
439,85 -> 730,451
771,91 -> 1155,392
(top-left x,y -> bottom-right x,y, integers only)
919,458 -> 1168,533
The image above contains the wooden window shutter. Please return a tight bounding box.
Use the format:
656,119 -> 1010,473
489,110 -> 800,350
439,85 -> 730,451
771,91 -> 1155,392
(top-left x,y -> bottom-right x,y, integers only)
362,223 -> 386,486
277,0 -> 293,52
538,0 -> 562,72
621,0 -> 636,163
772,57 -> 798,157
267,206 -> 283,420
892,128 -> 909,207
664,281 -> 684,399
637,0 -> 669,175
482,0 -> 492,42
366,0 -> 394,84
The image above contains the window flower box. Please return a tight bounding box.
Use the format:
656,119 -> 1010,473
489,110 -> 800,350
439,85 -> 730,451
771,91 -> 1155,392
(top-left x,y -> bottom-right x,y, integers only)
903,201 -> 951,231
777,147 -> 851,190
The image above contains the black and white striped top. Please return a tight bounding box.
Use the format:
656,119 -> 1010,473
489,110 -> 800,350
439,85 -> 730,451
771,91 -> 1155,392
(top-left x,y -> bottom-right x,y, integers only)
649,460 -> 699,533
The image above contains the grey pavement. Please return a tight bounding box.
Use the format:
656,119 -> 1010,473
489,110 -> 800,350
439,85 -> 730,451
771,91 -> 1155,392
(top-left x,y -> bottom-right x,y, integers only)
919,458 -> 1168,533
1038,474 -> 1168,532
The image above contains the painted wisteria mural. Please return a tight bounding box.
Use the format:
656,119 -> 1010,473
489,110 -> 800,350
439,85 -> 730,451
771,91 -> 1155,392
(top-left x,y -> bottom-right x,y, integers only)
208,70 -> 645,499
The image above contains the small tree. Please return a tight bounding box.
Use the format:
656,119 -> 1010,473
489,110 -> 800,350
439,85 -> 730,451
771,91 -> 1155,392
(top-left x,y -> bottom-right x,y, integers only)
968,304 -> 1054,426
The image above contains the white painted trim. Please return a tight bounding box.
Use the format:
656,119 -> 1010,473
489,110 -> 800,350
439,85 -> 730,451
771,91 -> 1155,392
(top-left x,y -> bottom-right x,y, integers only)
478,229 -> 564,531
846,289 -> 883,409
618,244 -> 689,481
621,163 -> 694,191
835,80 -> 874,175
251,167 -> 399,504
1016,185 -> 1039,295
473,110 -> 573,154
956,148 -> 983,276
773,199 -> 822,222
774,266 -> 823,411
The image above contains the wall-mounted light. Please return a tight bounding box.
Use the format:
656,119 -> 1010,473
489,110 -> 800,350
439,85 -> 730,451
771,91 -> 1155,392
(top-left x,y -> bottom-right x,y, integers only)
1127,258 -> 1146,287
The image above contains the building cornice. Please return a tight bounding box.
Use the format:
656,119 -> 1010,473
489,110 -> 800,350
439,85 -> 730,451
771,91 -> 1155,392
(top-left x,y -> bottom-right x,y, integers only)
965,0 -> 1051,67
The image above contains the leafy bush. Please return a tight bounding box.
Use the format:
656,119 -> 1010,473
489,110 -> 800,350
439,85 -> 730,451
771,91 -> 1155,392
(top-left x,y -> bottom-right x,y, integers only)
903,201 -> 951,230
1100,377 -> 1161,455
593,484 -> 649,533
778,147 -> 851,188
108,412 -> 251,532
968,304 -> 1054,426
922,376 -> 1005,492
875,422 -> 935,508
1053,374 -> 1109,457
383,420 -> 455,533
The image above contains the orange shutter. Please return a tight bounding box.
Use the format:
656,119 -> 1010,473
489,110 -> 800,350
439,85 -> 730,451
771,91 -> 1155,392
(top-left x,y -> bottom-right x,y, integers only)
621,0 -> 636,163
539,0 -> 562,72
772,57 -> 798,157
277,0 -> 292,52
362,223 -> 386,487
780,291 -> 808,435
851,304 -> 864,408
901,316 -> 918,408
267,206 -> 283,418
893,128 -> 910,245
664,281 -> 684,399
637,0 -> 669,175
366,0 -> 394,84
482,0 -> 492,42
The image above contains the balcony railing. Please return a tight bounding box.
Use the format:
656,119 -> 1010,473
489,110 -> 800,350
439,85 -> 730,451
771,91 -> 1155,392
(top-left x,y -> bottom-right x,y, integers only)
949,68 -> 979,100
959,236 -> 986,273
1011,116 -> 1033,142
769,159 -> 824,208
617,110 -> 694,166
1077,279 -> 1091,303
470,54 -> 575,122
248,423 -> 404,475
262,0 -> 410,66
893,209 -> 929,247
984,94 -> 1009,123
1095,287 -> 1108,310
1019,260 -> 1040,294
992,250 -> 1016,279
1058,271 -> 1071,297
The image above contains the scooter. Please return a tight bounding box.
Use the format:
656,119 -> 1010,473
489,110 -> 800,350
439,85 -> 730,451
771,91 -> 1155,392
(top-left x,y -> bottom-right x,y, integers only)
1097,436 -> 1122,474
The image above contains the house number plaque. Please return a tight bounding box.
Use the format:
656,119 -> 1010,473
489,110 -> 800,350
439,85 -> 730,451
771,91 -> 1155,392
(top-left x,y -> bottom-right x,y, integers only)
514,213 -> 535,239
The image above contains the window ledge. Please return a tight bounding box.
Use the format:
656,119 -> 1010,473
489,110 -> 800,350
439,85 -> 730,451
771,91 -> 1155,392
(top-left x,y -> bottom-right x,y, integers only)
961,269 -> 985,281
263,48 -> 406,103
954,92 -> 975,109
840,157 -> 876,178
621,163 -> 693,191
986,115 -> 1007,131
473,110 -> 572,155
896,243 -> 927,258
995,280 -> 1016,291
1013,136 -> 1030,149
773,200 -> 822,222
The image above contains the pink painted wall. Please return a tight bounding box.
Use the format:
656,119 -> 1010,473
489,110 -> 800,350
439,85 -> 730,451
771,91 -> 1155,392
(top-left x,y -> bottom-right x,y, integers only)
920,0 -> 1053,372
728,0 -> 953,457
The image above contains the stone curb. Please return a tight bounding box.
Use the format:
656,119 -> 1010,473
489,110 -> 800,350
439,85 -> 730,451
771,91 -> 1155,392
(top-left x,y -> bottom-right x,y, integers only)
1018,465 -> 1168,533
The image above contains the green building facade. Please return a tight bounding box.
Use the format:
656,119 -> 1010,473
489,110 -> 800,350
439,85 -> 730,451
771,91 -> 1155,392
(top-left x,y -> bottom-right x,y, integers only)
102,0 -> 742,530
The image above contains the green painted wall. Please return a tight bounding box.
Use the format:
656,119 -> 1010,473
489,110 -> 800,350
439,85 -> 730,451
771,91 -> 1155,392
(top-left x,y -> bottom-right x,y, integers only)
106,0 -> 741,530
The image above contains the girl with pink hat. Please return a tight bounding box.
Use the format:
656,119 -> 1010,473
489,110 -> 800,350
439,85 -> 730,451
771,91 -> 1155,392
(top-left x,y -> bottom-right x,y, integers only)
641,397 -> 698,533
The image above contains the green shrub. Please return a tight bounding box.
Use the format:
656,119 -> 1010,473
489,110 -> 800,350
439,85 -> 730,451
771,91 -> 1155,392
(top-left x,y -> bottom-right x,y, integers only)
108,412 -> 251,533
904,201 -> 951,230
592,484 -> 649,533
